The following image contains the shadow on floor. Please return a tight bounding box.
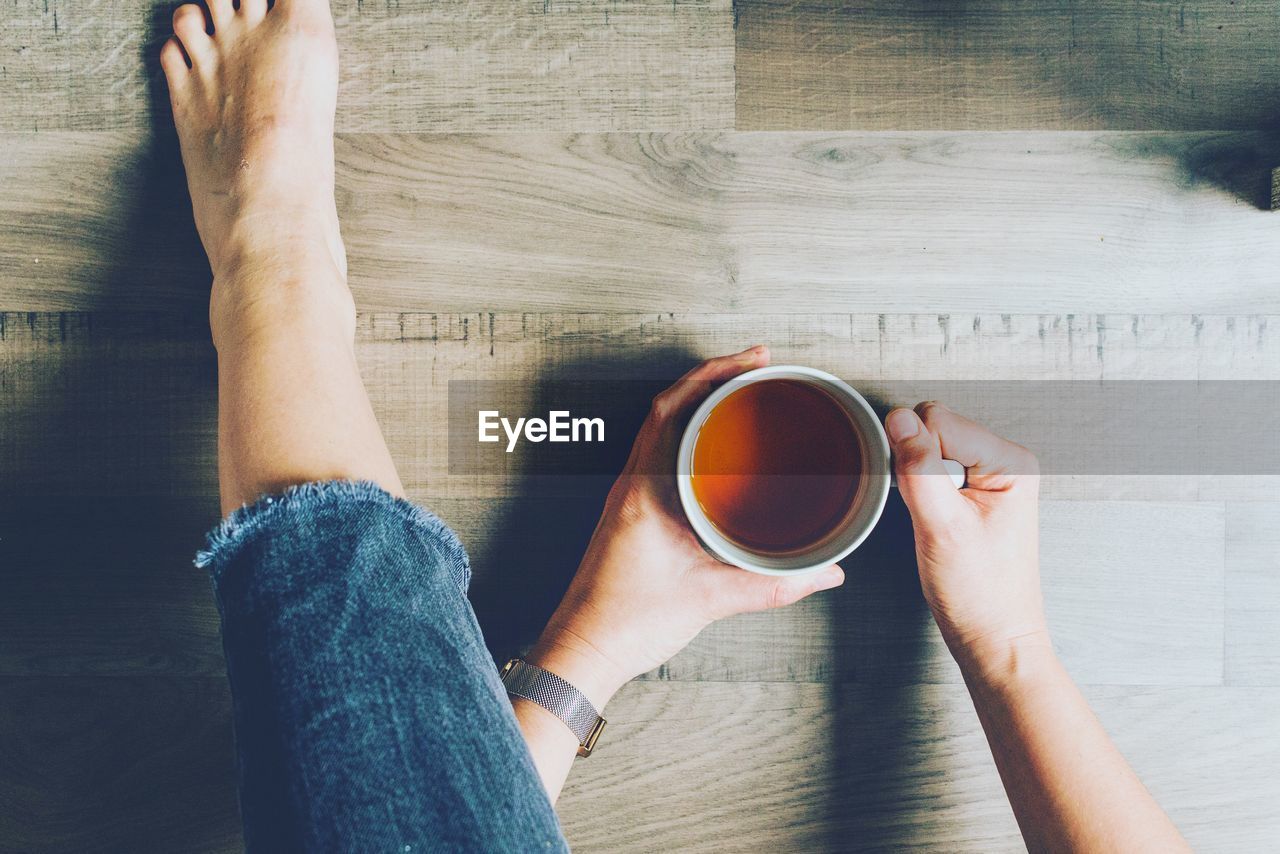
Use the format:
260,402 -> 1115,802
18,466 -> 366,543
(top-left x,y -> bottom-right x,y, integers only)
111,4 -> 210,309
466,358 -> 945,850
1115,131 -> 1280,210
824,487 -> 936,850
0,321 -> 235,852
0,5 -> 239,852
467,345 -> 700,662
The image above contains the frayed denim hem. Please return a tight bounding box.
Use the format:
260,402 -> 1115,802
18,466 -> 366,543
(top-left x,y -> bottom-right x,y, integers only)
194,480 -> 471,592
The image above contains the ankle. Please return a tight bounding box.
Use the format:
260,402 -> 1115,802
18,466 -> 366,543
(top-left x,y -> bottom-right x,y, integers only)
209,204 -> 344,275
215,230 -> 343,281
210,252 -> 356,353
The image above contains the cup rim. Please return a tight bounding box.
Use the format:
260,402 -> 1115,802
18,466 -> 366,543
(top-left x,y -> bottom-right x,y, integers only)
676,365 -> 891,576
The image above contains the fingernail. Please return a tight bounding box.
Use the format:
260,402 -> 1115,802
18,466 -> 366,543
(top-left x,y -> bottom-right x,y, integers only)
886,408 -> 920,442
816,567 -> 845,591
738,344 -> 766,358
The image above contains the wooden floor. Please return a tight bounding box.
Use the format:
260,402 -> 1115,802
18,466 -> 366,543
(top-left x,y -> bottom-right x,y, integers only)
2,2 -> 1278,852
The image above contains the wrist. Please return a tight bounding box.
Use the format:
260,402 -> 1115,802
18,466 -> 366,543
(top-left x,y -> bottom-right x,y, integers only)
948,628 -> 1058,693
526,630 -> 630,712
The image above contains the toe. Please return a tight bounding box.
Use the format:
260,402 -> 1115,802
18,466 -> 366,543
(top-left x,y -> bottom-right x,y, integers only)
206,0 -> 236,30
239,0 -> 268,26
159,37 -> 191,84
172,4 -> 214,65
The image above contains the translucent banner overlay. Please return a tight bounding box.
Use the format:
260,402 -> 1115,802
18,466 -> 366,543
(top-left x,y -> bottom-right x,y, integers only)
448,380 -> 1280,476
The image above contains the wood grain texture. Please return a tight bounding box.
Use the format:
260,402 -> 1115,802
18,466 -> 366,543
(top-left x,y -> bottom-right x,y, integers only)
557,682 -> 1280,852
6,0 -> 1276,847
0,497 -> 224,678
2,312 -> 1277,502
6,132 -> 1280,313
0,311 -> 1270,850
362,311 -> 1280,502
0,491 -> 1223,685
0,676 -> 240,853
450,497 -> 1227,686
735,0 -> 1280,130
1226,502 -> 1280,686
0,1 -> 733,133
1,313 -> 1252,685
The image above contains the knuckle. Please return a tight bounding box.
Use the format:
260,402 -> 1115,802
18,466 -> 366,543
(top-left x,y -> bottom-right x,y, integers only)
893,444 -> 930,470
698,355 -> 723,372
922,515 -> 964,548
615,487 -> 649,523
767,580 -> 788,611
649,391 -> 673,421
914,400 -> 946,426
765,578 -> 804,611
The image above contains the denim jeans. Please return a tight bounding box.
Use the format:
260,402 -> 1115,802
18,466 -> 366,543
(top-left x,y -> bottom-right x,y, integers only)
196,480 -> 569,853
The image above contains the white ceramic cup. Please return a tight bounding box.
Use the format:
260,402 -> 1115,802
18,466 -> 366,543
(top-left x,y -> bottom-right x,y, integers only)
676,365 -> 963,576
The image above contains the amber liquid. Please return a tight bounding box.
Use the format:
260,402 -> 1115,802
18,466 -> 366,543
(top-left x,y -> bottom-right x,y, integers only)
691,379 -> 863,555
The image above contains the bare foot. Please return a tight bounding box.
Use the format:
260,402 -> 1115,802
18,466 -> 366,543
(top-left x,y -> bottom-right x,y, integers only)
161,0 -> 350,342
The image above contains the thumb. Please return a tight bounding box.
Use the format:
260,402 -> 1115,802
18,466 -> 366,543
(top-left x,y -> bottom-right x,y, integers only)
721,564 -> 846,616
886,408 -> 964,528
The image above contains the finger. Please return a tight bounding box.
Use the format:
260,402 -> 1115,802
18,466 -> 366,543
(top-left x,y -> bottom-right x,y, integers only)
886,408 -> 967,527
625,345 -> 771,477
647,345 -> 770,427
722,564 -> 845,616
914,402 -> 1038,490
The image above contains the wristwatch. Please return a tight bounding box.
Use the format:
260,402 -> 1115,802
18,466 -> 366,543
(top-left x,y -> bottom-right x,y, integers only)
500,658 -> 607,757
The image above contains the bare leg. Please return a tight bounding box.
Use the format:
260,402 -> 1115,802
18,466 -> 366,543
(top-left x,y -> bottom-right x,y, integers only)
161,0 -> 400,513
162,11 -> 573,850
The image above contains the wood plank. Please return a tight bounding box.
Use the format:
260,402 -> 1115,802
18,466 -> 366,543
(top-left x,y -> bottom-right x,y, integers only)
735,0 -> 1280,130
2,312 -> 1276,502
0,312 -> 1256,682
0,1 -> 733,132
0,313 -> 219,498
0,492 -> 1228,686
1225,502 -> 1280,686
372,312 -> 1280,501
0,497 -> 225,678
558,682 -> 1280,852
6,682 -> 1268,853
0,676 -> 240,853
1039,474 -> 1280,503
453,497 -> 1226,686
6,132 -> 1280,313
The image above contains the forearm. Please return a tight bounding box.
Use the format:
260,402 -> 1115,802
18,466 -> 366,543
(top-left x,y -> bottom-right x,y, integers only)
512,698 -> 581,803
511,633 -> 629,803
956,636 -> 1189,853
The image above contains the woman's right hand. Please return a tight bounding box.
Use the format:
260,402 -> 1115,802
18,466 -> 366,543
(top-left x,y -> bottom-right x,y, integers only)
884,402 -> 1050,680
888,404 -> 1192,853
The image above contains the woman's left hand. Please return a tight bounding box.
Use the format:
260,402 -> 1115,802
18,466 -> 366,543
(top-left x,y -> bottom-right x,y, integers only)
526,345 -> 846,708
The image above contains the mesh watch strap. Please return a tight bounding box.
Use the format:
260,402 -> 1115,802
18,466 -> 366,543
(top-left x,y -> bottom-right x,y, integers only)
501,659 -> 606,756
